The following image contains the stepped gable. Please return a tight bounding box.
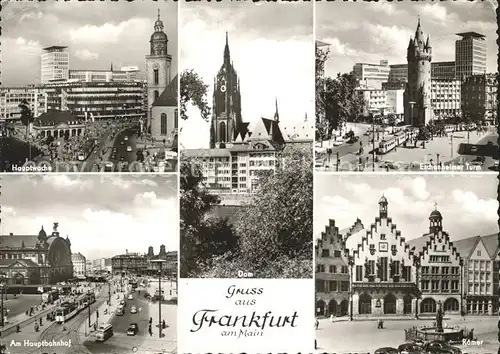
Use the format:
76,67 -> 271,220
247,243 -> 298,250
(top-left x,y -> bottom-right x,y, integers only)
316,219 -> 350,260
418,231 -> 462,262
343,218 -> 364,241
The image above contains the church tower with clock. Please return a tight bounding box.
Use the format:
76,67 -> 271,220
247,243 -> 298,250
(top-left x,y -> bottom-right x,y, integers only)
210,32 -> 245,149
146,10 -> 172,133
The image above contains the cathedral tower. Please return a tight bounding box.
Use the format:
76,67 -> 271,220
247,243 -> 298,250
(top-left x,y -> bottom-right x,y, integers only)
210,32 -> 244,149
404,18 -> 433,127
146,9 -> 172,133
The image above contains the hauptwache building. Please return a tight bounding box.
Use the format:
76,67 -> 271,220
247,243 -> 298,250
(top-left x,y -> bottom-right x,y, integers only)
315,196 -> 498,318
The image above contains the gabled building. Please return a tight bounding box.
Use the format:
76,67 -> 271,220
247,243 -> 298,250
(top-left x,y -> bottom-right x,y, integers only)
349,196 -> 419,316
408,206 -> 463,315
315,219 -> 353,317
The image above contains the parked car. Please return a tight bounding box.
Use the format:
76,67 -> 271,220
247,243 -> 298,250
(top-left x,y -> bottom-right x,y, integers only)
130,306 -> 137,314
374,347 -> 399,354
398,343 -> 426,354
128,294 -> 134,300
347,136 -> 360,144
422,341 -> 461,354
126,323 -> 138,336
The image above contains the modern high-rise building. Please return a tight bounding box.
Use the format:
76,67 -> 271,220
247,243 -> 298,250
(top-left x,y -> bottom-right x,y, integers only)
0,87 -> 47,121
404,19 -> 433,127
430,79 -> 462,120
455,32 -> 487,80
69,68 -> 140,83
389,62 -> 456,83
40,46 -> 69,84
353,60 -> 390,89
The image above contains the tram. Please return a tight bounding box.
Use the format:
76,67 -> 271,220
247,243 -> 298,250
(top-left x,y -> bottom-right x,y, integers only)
55,292 -> 96,323
378,127 -> 419,154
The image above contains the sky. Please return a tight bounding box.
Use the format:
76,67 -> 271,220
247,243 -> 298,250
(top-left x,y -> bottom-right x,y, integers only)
1,0 -> 178,86
0,174 -> 178,261
316,1 -> 498,77
180,1 -> 314,149
315,174 -> 498,244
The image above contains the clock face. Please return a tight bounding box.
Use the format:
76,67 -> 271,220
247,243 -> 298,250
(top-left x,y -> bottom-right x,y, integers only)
220,78 -> 227,93
220,85 -> 226,93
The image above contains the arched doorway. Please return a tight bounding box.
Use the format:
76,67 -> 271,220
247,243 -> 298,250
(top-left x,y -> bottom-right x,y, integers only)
328,299 -> 337,316
403,294 -> 412,314
340,299 -> 349,316
444,298 -> 459,312
384,293 -> 397,314
316,300 -> 326,316
359,293 -> 372,314
13,273 -> 24,285
420,298 -> 436,313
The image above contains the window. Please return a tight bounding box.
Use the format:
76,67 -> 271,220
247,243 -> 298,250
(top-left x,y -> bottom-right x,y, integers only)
328,281 -> 337,292
380,233 -> 386,240
341,266 -> 348,274
160,113 -> 167,135
331,265 -> 337,273
341,281 -> 349,292
451,280 -> 459,292
431,280 -> 439,291
356,265 -> 363,281
334,250 -> 341,258
316,265 -> 325,273
174,109 -> 178,129
431,266 -> 439,274
441,280 -> 449,291
321,249 -> 329,258
421,266 -> 429,275
154,90 -> 159,102
154,69 -> 159,85
441,267 -> 449,275
421,280 -> 430,291
477,250 -> 481,256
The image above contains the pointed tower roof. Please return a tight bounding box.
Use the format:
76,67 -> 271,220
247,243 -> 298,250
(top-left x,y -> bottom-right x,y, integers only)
414,17 -> 425,45
274,97 -> 280,123
224,31 -> 230,64
110,62 -> 114,72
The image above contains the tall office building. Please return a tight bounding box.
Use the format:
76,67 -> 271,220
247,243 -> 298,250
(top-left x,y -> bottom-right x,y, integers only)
41,46 -> 69,84
455,32 -> 487,80
353,60 -> 390,89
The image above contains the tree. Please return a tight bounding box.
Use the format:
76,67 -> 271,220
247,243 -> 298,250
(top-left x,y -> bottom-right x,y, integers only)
180,69 -> 211,121
179,156 -> 221,277
18,100 -> 34,127
233,145 -> 313,277
316,46 -> 330,141
323,73 -> 365,138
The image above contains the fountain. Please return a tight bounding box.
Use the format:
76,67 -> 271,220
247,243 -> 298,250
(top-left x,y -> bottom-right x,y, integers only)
405,301 -> 465,344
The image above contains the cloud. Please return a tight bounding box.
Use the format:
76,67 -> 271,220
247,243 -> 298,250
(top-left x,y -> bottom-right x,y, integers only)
69,19 -> 149,44
41,175 -> 93,190
315,175 -> 498,245
420,4 -> 454,23
75,49 -> 99,61
2,206 -> 17,217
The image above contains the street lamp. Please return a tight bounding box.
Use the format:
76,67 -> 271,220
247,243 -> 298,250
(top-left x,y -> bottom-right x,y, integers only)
150,259 -> 166,339
348,256 -> 354,321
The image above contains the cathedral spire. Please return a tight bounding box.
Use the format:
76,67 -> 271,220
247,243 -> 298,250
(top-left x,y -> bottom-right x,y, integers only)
110,62 -> 113,72
158,8 -> 160,21
274,97 -> 280,123
224,31 -> 230,64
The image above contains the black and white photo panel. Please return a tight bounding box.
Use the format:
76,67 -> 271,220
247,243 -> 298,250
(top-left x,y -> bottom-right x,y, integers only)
178,1 -> 314,352
315,173 -> 498,354
0,174 -> 178,354
315,1 -> 497,172
1,0 -> 178,173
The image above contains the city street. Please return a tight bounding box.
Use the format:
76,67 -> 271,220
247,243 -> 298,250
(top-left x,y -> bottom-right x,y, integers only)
316,123 -> 497,171
83,278 -> 177,354
316,316 -> 497,354
2,295 -> 43,320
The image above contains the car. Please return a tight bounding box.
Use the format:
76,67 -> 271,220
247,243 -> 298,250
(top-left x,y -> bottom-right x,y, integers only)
126,146 -> 132,152
398,343 -> 426,354
144,292 -> 151,298
126,323 -> 138,336
422,341 -> 461,354
124,136 -> 129,141
112,147 -> 117,153
116,306 -> 124,316
347,136 -> 360,144
128,294 -> 134,300
120,300 -> 126,307
120,141 -> 124,145
120,155 -> 125,162
332,140 -> 343,146
130,306 -> 137,314
374,347 -> 399,354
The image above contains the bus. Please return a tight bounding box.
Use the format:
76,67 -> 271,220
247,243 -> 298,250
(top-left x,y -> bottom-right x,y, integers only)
42,289 -> 59,304
95,324 -> 113,342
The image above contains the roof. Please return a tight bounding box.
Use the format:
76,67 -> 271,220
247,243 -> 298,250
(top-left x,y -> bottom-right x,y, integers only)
480,234 -> 498,259
43,46 -> 67,51
407,234 -> 433,253
152,74 -> 178,107
34,111 -> 82,126
0,235 -> 39,249
456,32 -> 486,39
316,40 -> 330,47
182,149 -> 231,158
451,235 -> 481,258
0,259 -> 40,268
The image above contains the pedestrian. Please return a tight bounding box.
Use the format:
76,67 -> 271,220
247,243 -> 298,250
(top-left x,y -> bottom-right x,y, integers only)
162,319 -> 166,329
315,318 -> 319,330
